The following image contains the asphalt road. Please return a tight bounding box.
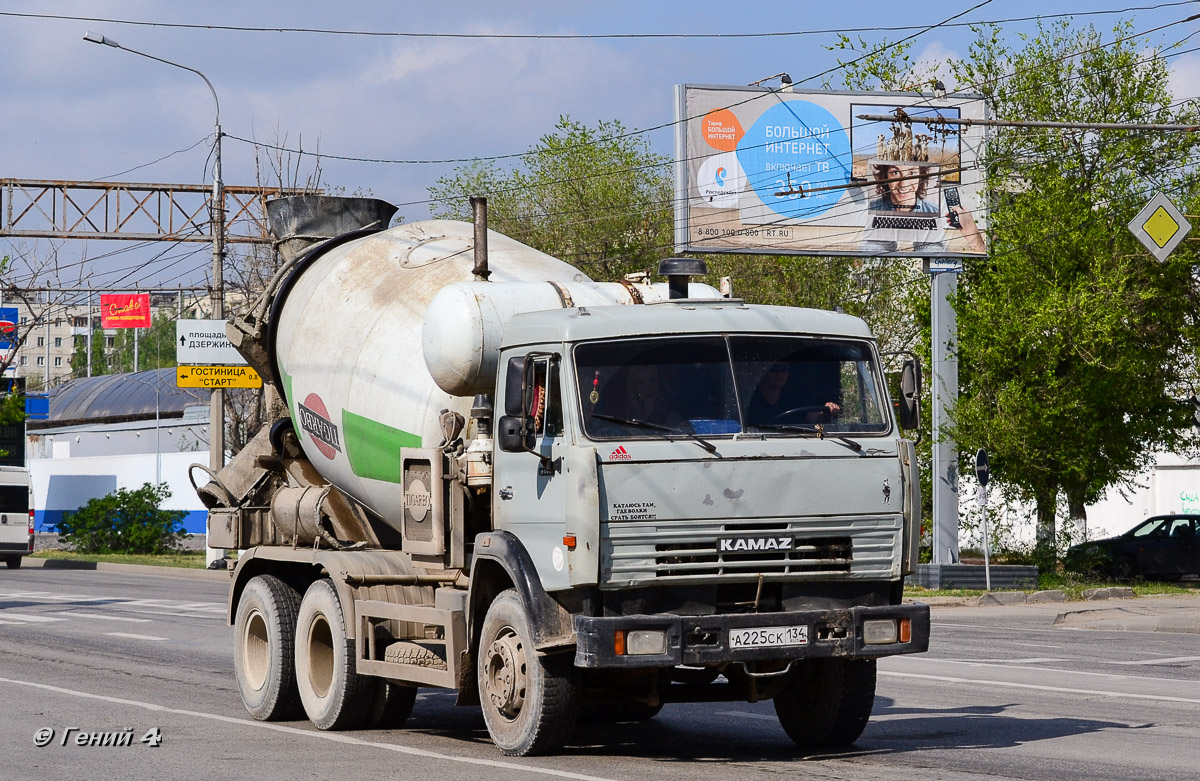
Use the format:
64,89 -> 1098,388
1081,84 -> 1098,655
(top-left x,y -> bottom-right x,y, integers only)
2,564 -> 1197,781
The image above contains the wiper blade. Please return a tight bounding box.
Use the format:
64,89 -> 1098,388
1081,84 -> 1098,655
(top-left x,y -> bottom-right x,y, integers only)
590,413 -> 717,454
750,423 -> 863,453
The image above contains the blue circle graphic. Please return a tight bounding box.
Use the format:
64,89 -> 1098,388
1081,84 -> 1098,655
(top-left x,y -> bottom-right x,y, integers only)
736,101 -> 851,219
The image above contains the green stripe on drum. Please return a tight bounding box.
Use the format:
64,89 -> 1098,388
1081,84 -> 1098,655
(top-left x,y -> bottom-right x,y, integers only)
342,410 -> 421,483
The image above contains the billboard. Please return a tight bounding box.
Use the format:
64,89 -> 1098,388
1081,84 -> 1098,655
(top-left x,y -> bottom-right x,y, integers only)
0,307 -> 18,351
674,85 -> 988,257
100,293 -> 151,328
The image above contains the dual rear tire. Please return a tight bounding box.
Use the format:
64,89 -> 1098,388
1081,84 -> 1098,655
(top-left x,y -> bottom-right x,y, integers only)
234,575 -> 411,730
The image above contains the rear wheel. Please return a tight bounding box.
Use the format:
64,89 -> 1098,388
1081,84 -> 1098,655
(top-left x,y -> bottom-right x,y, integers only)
617,701 -> 663,721
478,589 -> 579,756
296,578 -> 373,730
774,658 -> 876,748
5,555 -> 21,569
233,575 -> 303,720
366,681 -> 417,728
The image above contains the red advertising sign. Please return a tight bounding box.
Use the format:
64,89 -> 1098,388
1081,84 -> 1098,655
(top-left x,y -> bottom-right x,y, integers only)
100,293 -> 151,328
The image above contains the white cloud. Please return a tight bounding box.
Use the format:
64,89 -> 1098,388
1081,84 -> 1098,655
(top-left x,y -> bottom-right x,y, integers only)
1167,51 -> 1200,103
911,41 -> 959,90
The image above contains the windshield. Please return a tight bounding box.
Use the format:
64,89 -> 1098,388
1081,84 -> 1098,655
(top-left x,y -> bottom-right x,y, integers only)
574,335 -> 889,440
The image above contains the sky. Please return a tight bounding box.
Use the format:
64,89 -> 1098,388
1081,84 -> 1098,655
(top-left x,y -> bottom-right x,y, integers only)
2,0 -> 1199,293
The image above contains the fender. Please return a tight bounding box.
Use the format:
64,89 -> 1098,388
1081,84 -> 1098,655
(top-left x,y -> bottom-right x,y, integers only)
468,530 -> 576,651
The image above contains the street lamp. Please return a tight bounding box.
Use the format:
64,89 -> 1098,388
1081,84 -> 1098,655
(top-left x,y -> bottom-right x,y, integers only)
85,32 -> 226,564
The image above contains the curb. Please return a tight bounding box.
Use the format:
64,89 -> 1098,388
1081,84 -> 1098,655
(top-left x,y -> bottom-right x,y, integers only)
23,556 -> 230,582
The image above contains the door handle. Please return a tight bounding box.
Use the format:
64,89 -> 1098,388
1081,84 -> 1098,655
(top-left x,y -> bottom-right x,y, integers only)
498,486 -> 513,500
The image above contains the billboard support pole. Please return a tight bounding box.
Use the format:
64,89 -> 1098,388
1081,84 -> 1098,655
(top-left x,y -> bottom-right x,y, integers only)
930,269 -> 960,564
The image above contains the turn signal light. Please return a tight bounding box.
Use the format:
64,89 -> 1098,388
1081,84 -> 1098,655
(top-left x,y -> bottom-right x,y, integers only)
899,618 -> 911,643
563,535 -> 577,550
614,629 -> 626,655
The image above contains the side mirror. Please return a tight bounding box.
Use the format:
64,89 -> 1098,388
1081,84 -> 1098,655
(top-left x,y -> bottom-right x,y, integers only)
898,358 -> 921,430
496,414 -> 533,453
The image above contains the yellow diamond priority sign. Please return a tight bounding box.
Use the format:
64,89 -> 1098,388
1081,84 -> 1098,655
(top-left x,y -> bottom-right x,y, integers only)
1129,192 -> 1191,261
177,365 -> 262,389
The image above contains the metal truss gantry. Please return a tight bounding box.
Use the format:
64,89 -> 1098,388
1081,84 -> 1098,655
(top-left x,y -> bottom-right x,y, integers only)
0,178 -> 310,244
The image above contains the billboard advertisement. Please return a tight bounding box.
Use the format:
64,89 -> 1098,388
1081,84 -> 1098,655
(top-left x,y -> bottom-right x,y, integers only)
674,85 -> 988,257
0,307 -> 18,351
100,293 -> 151,328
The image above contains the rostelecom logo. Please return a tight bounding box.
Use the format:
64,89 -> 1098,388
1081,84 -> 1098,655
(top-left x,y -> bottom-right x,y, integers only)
609,446 -> 632,461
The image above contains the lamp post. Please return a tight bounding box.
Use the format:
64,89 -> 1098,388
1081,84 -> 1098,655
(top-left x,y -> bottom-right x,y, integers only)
85,32 -> 226,565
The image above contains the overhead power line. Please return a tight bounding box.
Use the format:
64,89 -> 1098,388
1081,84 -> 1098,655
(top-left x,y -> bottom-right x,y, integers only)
0,2 -> 1190,39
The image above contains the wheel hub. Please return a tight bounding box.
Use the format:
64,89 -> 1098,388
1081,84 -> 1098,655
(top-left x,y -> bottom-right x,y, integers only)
483,629 -> 526,719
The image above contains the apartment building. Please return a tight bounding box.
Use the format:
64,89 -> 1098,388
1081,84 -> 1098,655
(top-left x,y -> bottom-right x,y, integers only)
5,293 -> 186,390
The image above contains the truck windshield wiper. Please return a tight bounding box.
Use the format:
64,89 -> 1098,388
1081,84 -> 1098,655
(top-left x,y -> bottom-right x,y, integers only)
749,423 -> 863,453
590,414 -> 717,454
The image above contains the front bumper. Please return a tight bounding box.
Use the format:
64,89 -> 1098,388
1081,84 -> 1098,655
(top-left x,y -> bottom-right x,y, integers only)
574,602 -> 929,668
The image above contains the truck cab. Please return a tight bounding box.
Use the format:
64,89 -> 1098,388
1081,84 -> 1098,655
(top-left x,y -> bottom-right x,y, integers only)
478,300 -> 926,749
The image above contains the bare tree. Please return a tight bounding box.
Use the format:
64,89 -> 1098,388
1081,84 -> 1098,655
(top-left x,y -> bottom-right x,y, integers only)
221,127 -> 325,454
1,241 -> 96,390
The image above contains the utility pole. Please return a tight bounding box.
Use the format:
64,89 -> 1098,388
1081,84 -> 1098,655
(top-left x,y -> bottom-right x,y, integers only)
85,31 -> 227,566
86,289 -> 92,378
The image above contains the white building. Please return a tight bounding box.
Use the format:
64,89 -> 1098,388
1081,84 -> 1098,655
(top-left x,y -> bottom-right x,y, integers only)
27,368 -> 213,534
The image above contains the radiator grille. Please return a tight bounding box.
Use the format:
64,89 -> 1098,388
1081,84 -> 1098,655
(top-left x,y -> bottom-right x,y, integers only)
602,515 -> 900,586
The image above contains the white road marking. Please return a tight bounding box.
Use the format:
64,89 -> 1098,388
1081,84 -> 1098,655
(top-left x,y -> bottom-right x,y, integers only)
104,632 -> 168,641
0,612 -> 67,623
1011,642 -> 1065,649
909,658 -> 1188,683
0,590 -> 223,616
53,611 -> 151,623
717,710 -> 777,722
0,676 -> 622,781
990,658 -> 1069,664
880,670 -> 1200,704
1111,656 -> 1200,666
935,621 -> 1164,636
0,618 -> 24,625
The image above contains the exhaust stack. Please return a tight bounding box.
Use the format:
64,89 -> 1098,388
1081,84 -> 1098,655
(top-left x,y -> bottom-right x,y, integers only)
658,257 -> 708,300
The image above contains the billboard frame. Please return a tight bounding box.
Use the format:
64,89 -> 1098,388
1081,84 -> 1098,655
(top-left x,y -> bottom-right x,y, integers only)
674,84 -> 989,258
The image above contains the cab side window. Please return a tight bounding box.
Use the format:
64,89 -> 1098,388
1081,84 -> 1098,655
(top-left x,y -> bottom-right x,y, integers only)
528,357 -> 563,439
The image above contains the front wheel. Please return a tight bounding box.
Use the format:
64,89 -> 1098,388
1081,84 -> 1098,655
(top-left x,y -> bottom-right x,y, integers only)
477,589 -> 579,756
1113,555 -> 1139,581
774,658 -> 876,748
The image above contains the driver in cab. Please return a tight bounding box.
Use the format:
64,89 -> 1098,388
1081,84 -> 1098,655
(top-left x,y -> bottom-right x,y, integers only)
747,363 -> 841,425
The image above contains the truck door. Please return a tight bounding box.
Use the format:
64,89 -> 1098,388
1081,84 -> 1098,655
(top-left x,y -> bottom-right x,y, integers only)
493,352 -> 571,591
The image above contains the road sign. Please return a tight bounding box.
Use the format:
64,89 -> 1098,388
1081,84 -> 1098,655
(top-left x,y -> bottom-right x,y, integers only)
975,448 -> 990,487
176,319 -> 248,365
176,365 -> 262,389
1128,192 -> 1191,261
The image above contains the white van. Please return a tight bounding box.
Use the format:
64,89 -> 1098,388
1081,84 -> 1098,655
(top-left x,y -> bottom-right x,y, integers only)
0,467 -> 33,568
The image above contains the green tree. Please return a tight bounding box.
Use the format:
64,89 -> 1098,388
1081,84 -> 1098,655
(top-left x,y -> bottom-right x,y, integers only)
950,21 -> 1200,559
71,325 -> 110,377
108,312 -> 178,374
428,116 -> 674,281
57,482 -> 186,554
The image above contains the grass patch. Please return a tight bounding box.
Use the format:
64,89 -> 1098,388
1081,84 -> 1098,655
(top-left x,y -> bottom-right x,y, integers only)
30,550 -> 209,569
907,575 -> 1200,601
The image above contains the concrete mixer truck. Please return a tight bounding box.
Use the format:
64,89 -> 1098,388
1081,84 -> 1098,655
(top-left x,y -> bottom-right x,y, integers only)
196,195 -> 929,756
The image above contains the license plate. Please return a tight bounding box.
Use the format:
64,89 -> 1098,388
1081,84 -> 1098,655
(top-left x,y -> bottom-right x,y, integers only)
729,624 -> 808,649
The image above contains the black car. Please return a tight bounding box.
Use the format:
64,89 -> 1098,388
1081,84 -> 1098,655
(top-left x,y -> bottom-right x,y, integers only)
1067,514 -> 1200,580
